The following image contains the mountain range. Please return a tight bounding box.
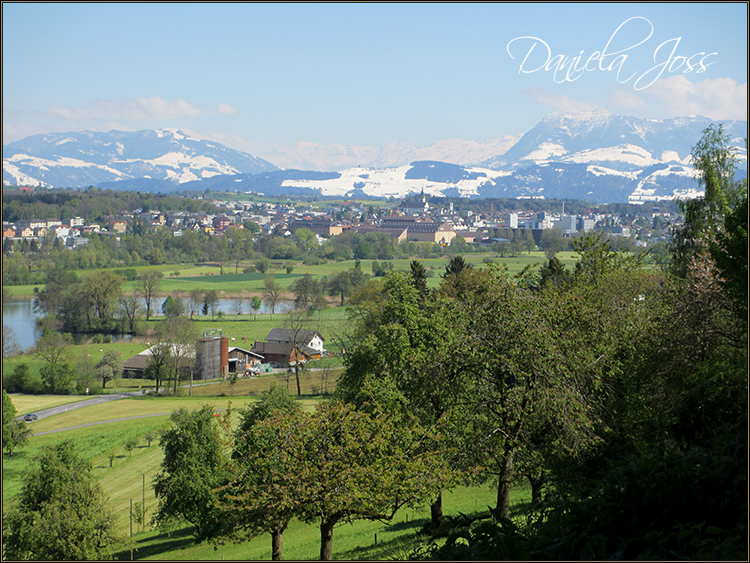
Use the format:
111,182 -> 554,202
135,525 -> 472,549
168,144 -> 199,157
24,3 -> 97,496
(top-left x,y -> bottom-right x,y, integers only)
3,111 -> 746,204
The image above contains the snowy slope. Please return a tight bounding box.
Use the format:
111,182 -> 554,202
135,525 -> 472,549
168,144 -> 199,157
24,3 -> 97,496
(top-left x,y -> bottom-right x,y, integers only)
2,129 -> 278,187
280,163 -> 511,199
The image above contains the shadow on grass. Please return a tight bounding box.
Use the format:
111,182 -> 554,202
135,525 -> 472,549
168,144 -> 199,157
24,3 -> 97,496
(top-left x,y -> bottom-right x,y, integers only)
338,528 -> 429,561
385,517 -> 428,532
113,525 -> 197,561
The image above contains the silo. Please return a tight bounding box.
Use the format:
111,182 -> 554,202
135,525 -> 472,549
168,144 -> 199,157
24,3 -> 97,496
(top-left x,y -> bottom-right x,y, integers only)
220,337 -> 229,377
197,337 -> 221,380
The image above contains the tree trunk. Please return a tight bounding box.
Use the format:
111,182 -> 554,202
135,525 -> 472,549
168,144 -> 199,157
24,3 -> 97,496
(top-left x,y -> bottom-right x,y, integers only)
430,492 -> 444,528
529,472 -> 545,504
320,518 -> 336,561
295,363 -> 301,396
496,452 -> 514,519
271,529 -> 283,561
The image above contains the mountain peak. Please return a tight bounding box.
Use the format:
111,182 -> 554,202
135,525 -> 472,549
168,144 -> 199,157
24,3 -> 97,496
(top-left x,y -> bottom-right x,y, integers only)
542,109 -> 614,124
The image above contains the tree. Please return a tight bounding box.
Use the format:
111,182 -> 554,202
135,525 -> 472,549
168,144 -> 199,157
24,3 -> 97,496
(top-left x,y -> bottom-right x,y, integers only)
3,419 -> 31,457
339,272 -> 468,527
118,293 -> 141,333
231,291 -> 247,319
3,390 -> 31,457
35,328 -> 73,371
250,295 -> 262,320
203,289 -> 220,320
326,270 -> 352,306
5,364 -> 32,394
96,350 -> 123,389
294,228 -> 317,253
263,274 -> 283,317
244,220 -> 260,234
144,342 -> 175,394
40,361 -> 75,395
214,385 -> 303,560
410,260 -> 429,302
83,271 -> 122,327
138,270 -> 163,321
710,189 -> 748,326
3,325 -> 22,358
2,441 -> 122,560
221,401 -> 449,561
539,228 -> 566,258
283,307 -> 314,396
161,295 -> 184,318
670,125 -> 744,279
290,273 -> 322,309
152,406 -> 233,540
187,288 -> 204,319
255,257 -> 272,274
124,436 -> 139,456
144,428 -> 159,447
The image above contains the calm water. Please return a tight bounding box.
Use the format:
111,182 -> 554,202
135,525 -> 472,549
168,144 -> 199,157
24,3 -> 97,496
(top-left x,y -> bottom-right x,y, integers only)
3,300 -> 43,352
2,297 -> 293,352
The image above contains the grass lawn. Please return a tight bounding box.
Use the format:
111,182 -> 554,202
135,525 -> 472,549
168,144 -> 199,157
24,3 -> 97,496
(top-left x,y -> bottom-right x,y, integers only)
115,480 -> 530,561
7,394 -> 87,415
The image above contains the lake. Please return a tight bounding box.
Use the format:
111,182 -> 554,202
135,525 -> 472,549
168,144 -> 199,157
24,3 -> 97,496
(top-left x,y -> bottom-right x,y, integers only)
2,297 -> 293,352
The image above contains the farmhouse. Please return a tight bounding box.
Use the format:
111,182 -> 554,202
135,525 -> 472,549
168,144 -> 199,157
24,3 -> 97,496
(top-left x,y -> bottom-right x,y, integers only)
121,336 -> 264,381
264,328 -> 326,359
249,340 -> 311,368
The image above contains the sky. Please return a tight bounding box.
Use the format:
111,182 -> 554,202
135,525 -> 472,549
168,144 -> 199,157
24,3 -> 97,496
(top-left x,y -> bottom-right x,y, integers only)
2,2 -> 747,156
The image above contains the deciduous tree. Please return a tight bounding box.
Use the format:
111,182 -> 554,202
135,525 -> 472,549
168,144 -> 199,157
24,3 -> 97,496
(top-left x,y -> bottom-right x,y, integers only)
2,441 -> 122,560
138,270 -> 163,321
153,406 -> 233,540
263,274 -> 283,317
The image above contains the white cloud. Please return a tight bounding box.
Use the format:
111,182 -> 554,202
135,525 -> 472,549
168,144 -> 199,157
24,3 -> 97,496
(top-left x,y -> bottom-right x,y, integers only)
216,103 -> 240,115
524,88 -> 594,112
48,96 -> 206,121
644,76 -> 748,120
608,90 -> 647,110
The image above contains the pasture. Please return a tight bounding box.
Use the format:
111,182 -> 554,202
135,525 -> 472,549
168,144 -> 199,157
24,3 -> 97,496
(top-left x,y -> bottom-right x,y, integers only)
3,386 -> 535,560
5,250 -> 579,299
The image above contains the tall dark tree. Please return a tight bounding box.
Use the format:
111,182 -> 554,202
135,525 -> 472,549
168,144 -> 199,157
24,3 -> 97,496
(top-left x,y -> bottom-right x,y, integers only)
670,125 -> 744,279
410,260 -> 429,302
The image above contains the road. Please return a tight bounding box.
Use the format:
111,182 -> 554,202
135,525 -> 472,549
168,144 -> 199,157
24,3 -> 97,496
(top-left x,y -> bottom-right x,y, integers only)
16,390 -> 150,424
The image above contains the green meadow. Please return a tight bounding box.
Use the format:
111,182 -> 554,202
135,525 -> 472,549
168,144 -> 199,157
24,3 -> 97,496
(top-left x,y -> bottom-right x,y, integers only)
3,251 -> 573,559
3,385 -> 534,560
6,251 -> 580,299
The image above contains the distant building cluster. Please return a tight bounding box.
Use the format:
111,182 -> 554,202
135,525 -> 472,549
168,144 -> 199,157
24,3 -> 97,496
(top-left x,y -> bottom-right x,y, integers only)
2,186 -> 678,250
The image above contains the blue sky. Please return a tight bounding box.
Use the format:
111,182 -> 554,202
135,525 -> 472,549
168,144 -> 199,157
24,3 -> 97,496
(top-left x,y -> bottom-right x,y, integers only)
3,2 -> 747,154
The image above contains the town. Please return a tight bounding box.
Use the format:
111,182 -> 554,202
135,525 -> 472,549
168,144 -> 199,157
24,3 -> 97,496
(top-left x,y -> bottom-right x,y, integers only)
2,186 -> 679,260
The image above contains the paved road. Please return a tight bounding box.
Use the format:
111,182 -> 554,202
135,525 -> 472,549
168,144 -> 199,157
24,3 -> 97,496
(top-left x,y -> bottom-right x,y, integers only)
15,390 -> 149,423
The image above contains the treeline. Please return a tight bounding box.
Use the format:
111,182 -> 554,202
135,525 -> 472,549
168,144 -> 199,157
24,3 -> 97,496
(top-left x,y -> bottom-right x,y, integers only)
2,186 -> 219,223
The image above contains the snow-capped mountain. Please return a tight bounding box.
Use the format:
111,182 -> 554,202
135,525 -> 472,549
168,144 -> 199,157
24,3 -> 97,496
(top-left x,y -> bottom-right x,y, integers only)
472,111 -> 746,203
2,129 -> 277,188
251,136 -> 521,171
3,112 -> 746,203
480,110 -> 747,171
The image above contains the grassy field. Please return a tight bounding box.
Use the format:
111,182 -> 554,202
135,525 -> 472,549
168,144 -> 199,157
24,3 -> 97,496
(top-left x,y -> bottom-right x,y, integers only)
114,481 -> 530,561
5,251 -> 580,300
8,394 -> 87,415
3,385 -> 535,560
